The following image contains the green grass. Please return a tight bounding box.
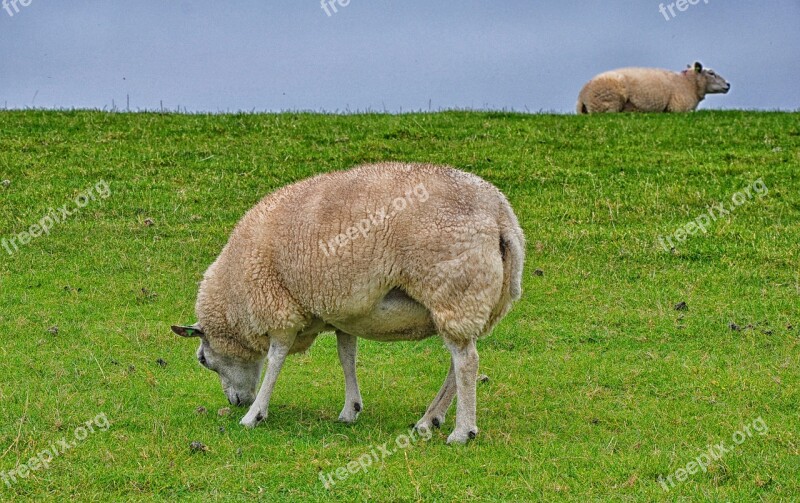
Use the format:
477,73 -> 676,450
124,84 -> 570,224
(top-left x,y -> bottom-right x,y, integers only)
0,110 -> 798,502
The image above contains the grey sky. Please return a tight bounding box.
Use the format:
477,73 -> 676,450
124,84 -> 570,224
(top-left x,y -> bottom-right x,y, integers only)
1,1 -> 798,113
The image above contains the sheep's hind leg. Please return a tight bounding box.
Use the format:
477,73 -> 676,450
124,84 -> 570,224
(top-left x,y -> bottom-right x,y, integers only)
444,338 -> 479,444
404,244 -> 501,443
336,331 -> 363,423
240,330 -> 296,428
414,357 -> 456,433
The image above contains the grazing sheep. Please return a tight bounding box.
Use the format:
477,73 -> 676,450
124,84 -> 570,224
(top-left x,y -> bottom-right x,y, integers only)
172,162 -> 525,444
577,62 -> 730,114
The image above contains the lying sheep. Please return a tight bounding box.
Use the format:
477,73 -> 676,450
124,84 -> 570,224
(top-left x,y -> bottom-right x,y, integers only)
172,162 -> 525,444
577,62 -> 730,114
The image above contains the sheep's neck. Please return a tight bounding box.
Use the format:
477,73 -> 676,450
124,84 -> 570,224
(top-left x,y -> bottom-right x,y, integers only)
683,70 -> 706,102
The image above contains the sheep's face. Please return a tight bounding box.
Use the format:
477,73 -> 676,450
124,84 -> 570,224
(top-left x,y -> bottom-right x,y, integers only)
703,69 -> 730,94
693,62 -> 730,94
196,338 -> 264,406
172,324 -> 264,407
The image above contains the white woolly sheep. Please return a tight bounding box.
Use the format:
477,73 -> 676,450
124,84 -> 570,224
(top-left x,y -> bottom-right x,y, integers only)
172,162 -> 525,444
577,62 -> 730,114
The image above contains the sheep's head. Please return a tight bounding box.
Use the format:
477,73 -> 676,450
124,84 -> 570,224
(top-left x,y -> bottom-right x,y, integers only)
172,323 -> 264,407
690,61 -> 731,95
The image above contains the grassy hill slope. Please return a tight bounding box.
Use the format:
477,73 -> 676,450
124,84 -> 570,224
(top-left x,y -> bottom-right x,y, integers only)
0,110 -> 798,501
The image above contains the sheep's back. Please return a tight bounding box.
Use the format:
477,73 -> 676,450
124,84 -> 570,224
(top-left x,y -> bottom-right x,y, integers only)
245,163 -> 506,317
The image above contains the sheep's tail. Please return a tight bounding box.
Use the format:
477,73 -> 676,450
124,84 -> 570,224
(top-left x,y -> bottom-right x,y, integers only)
486,193 -> 526,333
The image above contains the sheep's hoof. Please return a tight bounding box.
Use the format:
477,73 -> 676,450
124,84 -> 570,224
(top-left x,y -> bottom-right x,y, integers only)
414,423 -> 431,435
337,400 -> 363,423
414,415 -> 444,435
240,410 -> 266,429
337,410 -> 360,424
447,428 -> 478,445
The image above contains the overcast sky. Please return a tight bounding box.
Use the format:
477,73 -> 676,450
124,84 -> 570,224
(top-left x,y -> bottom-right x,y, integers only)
1,1 -> 798,113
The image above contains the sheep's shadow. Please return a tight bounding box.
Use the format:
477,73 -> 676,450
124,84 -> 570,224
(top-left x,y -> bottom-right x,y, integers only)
227,399 -> 445,443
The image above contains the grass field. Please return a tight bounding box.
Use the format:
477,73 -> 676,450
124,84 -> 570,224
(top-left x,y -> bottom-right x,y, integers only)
0,110 -> 798,501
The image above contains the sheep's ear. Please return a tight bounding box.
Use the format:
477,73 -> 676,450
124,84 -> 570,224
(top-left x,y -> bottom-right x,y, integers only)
693,62 -> 703,73
171,324 -> 204,338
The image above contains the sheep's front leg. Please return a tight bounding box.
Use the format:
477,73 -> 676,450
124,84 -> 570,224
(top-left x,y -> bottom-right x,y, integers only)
336,331 -> 363,423
240,330 -> 296,428
415,357 -> 456,433
444,338 -> 479,444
